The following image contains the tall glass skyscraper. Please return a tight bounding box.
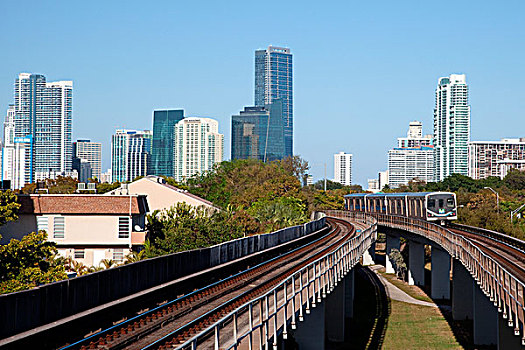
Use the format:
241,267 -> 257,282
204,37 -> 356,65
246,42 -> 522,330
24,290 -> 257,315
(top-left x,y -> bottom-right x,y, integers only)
111,130 -> 152,183
2,73 -> 73,188
433,74 -> 470,181
151,109 -> 184,177
255,46 -> 293,157
231,100 -> 285,162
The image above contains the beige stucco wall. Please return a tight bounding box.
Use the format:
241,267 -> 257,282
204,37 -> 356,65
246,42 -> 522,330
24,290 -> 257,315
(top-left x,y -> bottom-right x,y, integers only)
127,178 -> 215,213
58,247 -> 132,267
47,215 -> 131,246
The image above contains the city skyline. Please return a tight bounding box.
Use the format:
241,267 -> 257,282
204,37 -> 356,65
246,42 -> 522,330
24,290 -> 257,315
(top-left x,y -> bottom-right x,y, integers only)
1,1 -> 524,185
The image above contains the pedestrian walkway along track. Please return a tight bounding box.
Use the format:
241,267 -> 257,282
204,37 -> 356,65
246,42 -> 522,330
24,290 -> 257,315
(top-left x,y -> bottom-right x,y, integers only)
64,217 -> 357,350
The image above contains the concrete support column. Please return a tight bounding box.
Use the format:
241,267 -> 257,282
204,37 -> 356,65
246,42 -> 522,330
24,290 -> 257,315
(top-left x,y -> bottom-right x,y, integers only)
362,242 -> 376,266
473,284 -> 497,346
452,260 -> 473,320
407,241 -> 425,286
430,247 -> 450,299
293,295 -> 325,349
344,268 -> 354,318
498,313 -> 522,350
385,234 -> 400,274
325,276 -> 346,342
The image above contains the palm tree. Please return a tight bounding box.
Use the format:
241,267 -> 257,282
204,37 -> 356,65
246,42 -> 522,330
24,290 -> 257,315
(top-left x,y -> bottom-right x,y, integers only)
124,250 -> 145,264
71,260 -> 88,275
100,259 -> 116,269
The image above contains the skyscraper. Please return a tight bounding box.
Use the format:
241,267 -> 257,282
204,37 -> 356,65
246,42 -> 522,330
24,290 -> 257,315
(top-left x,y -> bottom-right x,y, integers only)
3,105 -> 15,147
72,139 -> 102,181
388,147 -> 434,188
2,73 -> 73,188
151,109 -> 184,177
255,46 -> 293,157
173,117 -> 223,182
434,74 -> 470,181
111,130 -> 152,183
334,152 -> 353,186
388,121 -> 435,188
468,138 -> 525,179
397,121 -> 433,148
231,100 -> 285,162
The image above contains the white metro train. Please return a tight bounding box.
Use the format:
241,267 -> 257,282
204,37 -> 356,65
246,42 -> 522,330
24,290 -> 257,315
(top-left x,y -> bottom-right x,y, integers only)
344,192 -> 458,223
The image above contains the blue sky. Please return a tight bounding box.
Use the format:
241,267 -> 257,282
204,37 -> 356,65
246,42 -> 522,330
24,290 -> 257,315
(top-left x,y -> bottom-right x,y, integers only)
1,0 -> 524,185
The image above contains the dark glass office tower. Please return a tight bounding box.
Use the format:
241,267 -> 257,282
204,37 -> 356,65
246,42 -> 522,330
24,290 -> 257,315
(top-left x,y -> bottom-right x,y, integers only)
151,109 -> 184,177
255,46 -> 293,157
231,100 -> 285,162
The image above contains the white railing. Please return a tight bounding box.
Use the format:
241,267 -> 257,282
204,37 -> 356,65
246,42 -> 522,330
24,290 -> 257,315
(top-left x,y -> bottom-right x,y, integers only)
172,212 -> 377,350
368,213 -> 525,346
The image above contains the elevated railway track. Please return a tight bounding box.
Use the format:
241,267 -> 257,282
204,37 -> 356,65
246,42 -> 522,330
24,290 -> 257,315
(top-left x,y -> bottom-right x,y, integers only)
449,223 -> 525,284
60,216 -> 365,350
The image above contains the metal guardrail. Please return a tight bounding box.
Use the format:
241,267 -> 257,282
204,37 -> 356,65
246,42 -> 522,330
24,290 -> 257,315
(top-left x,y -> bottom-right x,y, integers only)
450,222 -> 525,254
364,213 -> 525,345
172,212 -> 377,350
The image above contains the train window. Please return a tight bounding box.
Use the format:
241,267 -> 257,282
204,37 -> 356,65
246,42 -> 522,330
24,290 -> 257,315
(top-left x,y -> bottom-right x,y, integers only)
428,199 -> 435,208
447,198 -> 455,208
438,199 -> 444,208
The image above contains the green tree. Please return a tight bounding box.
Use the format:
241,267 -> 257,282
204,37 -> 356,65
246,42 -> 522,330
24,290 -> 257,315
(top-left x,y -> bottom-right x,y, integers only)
186,159 -> 303,209
20,176 -> 79,194
0,231 -> 67,294
504,169 -> 525,190
145,203 -> 247,256
96,182 -> 121,194
248,197 -> 308,232
314,179 -> 343,190
0,190 -> 20,226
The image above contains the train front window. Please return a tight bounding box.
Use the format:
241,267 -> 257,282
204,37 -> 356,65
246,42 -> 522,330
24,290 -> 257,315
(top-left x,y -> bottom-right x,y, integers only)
428,199 -> 435,208
447,198 -> 455,208
438,199 -> 444,208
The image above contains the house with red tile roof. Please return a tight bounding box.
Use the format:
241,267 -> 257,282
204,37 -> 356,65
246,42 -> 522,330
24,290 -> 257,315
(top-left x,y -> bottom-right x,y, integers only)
0,194 -> 149,267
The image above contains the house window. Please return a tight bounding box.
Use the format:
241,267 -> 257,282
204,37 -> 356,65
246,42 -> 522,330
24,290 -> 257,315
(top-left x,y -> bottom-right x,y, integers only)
74,249 -> 85,259
54,217 -> 65,238
37,216 -> 48,233
113,248 -> 124,263
118,217 -> 130,238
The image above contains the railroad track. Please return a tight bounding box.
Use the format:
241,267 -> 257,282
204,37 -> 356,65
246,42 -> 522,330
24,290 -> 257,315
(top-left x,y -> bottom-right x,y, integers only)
448,224 -> 525,284
62,217 -> 356,350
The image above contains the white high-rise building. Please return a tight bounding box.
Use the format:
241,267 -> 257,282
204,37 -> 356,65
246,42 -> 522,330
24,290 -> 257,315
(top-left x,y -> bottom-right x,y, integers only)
397,121 -> 433,148
73,139 -> 102,180
3,105 -> 15,147
2,73 -> 73,188
111,130 -> 152,183
379,170 -> 389,190
388,147 -> 434,188
434,74 -> 470,181
468,138 -> 525,179
388,122 -> 435,188
334,152 -> 352,186
173,117 -> 223,182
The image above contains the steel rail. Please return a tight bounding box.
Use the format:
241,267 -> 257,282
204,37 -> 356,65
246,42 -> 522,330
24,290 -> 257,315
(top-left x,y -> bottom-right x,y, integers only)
170,213 -> 377,350
61,219 -> 331,350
